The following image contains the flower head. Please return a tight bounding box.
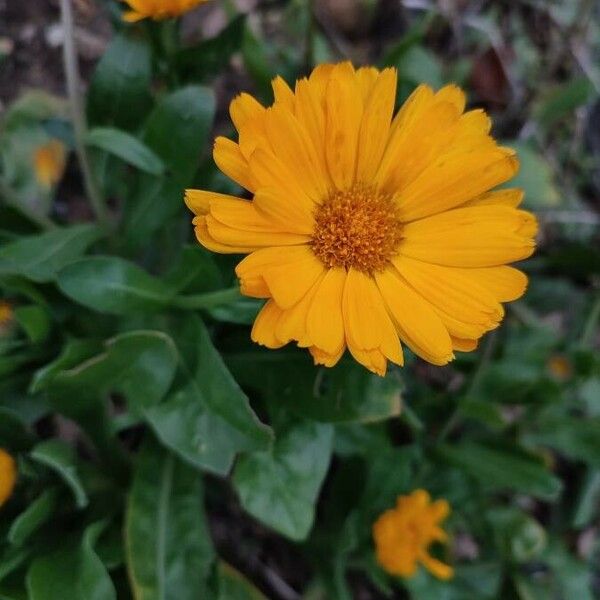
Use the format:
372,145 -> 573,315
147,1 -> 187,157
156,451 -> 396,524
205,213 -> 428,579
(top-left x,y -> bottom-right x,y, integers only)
33,139 -> 66,189
185,63 -> 537,375
122,0 -> 209,21
373,489 -> 453,580
0,448 -> 17,508
547,354 -> 572,380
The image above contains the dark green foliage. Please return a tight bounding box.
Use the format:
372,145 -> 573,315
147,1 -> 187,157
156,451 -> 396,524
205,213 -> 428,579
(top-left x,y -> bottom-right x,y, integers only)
0,2 -> 599,599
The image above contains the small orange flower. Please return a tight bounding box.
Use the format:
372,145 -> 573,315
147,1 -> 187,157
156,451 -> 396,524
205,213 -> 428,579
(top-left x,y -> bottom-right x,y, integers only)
33,139 -> 66,189
0,301 -> 12,330
0,449 -> 17,508
547,354 -> 572,380
373,489 -> 453,580
122,0 -> 210,21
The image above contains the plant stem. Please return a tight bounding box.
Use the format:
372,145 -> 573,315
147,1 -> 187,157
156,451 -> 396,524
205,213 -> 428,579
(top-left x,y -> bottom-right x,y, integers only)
59,0 -> 110,229
437,330 -> 498,443
0,181 -> 57,230
172,286 -> 241,310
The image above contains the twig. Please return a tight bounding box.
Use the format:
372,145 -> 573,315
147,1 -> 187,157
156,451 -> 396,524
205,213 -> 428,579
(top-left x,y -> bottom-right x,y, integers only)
259,561 -> 300,600
59,0 -> 110,229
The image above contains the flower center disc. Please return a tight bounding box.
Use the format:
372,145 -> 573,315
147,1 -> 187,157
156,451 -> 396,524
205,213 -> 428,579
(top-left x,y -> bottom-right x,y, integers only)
311,185 -> 403,272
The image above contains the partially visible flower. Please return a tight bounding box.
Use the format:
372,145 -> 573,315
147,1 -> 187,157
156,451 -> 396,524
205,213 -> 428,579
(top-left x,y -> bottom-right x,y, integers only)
0,449 -> 17,508
547,354 -> 572,380
185,63 -> 536,376
33,139 -> 66,189
373,489 -> 453,580
0,301 -> 13,332
122,0 -> 210,21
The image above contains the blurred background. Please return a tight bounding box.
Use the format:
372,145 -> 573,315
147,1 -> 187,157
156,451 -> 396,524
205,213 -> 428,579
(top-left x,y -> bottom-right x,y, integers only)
2,0 -> 600,229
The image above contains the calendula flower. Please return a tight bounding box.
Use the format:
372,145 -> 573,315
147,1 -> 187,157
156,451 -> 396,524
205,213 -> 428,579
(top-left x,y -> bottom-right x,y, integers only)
373,489 -> 453,580
122,0 -> 209,21
0,449 -> 17,508
185,63 -> 537,375
547,354 -> 572,380
33,139 -> 66,189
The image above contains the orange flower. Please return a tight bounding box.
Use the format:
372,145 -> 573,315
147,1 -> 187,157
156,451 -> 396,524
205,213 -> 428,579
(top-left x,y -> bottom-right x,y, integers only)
33,139 -> 66,189
373,489 -> 453,580
122,0 -> 210,21
547,354 -> 572,380
0,449 -> 17,508
185,63 -> 536,375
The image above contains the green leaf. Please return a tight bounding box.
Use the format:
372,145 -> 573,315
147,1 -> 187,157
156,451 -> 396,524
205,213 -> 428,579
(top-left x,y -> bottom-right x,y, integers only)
0,546 -> 31,584
579,377 -> 600,416
523,416 -> 600,467
12,305 -> 50,344
163,245 -> 223,294
57,256 -> 174,315
207,296 -> 261,325
176,16 -> 247,82
512,541 -> 595,600
438,442 -> 562,500
8,488 -> 60,546
48,331 -> 177,414
513,573 -> 553,600
124,87 -> 215,245
146,317 -> 271,475
125,436 -> 215,600
380,14 -> 433,67
396,46 -> 443,88
488,507 -> 546,562
26,521 -> 116,600
241,28 -> 275,98
123,178 -> 179,250
228,352 -> 402,423
572,469 -> 600,528
145,387 -> 238,476
404,562 -> 501,600
87,32 -> 152,131
30,440 -> 88,509
233,420 -> 333,541
95,520 -> 124,570
458,397 -> 506,430
0,225 -> 103,283
503,141 -> 560,208
544,542 -> 594,600
2,90 -> 67,132
85,127 -> 165,175
30,339 -> 101,394
142,86 -> 215,186
535,77 -> 594,128
217,563 -> 266,600
0,408 -> 35,450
